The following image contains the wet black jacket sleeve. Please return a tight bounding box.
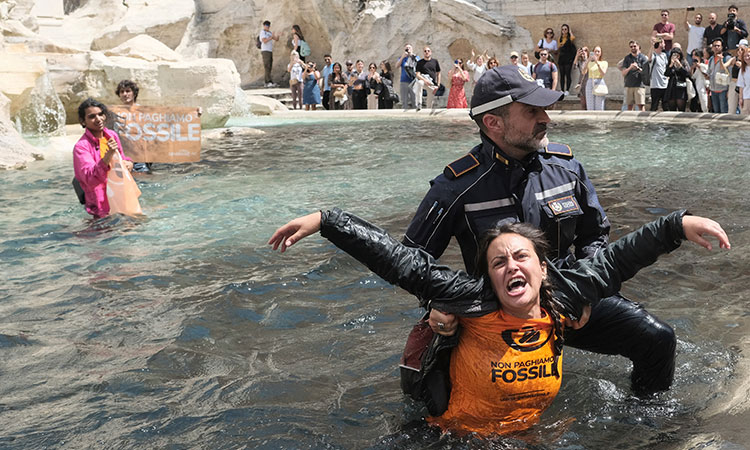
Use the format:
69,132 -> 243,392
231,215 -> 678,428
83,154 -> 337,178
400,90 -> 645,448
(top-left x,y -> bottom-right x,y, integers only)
551,209 -> 688,315
321,208 -> 497,317
320,208 -> 688,320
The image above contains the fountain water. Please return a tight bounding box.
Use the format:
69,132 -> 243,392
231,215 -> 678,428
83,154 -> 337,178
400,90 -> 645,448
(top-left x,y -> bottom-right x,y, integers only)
0,118 -> 748,448
11,72 -> 66,136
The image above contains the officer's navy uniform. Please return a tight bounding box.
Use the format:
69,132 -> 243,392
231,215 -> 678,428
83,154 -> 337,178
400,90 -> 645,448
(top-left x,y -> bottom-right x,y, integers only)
402,132 -> 676,403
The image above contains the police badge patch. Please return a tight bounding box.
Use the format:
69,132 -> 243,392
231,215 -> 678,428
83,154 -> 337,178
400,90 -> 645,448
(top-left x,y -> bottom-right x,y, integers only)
547,195 -> 579,215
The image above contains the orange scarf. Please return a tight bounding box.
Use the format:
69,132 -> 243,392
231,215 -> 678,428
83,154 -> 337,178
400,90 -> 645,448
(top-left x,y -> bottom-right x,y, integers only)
99,137 -> 109,159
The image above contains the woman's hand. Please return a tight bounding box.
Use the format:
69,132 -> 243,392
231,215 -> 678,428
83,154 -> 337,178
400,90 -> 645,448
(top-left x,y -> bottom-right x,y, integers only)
101,146 -> 117,166
107,137 -> 119,153
682,215 -> 731,250
268,211 -> 322,252
429,309 -> 458,336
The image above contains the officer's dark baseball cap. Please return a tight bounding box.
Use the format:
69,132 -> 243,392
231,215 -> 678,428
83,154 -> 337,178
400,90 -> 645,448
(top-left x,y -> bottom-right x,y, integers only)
470,65 -> 564,118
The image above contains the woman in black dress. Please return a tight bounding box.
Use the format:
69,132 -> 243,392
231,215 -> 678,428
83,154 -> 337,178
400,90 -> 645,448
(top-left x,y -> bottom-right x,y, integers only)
377,61 -> 395,109
557,24 -> 577,95
665,47 -> 691,111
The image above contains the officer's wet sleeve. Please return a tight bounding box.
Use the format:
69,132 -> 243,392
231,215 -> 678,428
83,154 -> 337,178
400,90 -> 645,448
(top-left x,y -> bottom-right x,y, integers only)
551,209 -> 688,319
573,163 -> 611,260
402,189 -> 453,258
321,208 -> 499,316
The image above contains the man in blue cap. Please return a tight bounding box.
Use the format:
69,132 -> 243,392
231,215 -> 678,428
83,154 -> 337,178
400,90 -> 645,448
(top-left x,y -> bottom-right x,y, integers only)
400,65 -> 676,415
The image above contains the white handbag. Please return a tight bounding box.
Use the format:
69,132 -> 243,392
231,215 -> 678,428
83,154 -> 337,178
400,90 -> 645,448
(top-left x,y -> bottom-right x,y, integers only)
686,80 -> 696,101
592,80 -> 608,96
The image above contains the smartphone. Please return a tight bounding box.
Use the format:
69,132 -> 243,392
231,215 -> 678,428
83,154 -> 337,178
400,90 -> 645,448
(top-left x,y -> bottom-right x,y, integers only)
687,6 -> 695,11
454,59 -> 459,64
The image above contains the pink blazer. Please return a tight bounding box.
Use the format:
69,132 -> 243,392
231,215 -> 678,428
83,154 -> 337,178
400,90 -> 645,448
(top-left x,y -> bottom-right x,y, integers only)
73,128 -> 129,218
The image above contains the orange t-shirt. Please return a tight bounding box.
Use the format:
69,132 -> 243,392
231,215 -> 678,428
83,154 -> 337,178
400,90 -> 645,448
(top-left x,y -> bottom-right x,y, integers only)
427,308 -> 562,435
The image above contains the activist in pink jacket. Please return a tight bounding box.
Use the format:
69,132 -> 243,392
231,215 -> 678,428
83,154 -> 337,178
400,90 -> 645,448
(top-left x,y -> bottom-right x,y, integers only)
73,98 -> 132,218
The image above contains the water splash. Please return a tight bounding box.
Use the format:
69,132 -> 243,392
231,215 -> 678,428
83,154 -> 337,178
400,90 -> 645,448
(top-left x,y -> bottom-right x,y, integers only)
11,72 -> 67,136
230,85 -> 253,118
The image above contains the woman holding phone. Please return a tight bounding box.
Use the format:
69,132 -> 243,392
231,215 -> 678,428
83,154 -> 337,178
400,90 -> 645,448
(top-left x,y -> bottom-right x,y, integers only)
665,47 -> 691,111
302,61 -> 322,111
447,58 -> 470,108
582,46 -> 608,110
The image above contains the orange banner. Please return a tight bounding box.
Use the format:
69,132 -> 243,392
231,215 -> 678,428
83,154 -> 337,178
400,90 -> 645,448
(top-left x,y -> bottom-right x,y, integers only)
109,105 -> 201,163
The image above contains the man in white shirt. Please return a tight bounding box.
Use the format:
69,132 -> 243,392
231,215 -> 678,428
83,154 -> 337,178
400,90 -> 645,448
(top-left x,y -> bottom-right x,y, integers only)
259,20 -> 280,87
649,38 -> 669,110
685,9 -> 706,66
321,55 -> 333,109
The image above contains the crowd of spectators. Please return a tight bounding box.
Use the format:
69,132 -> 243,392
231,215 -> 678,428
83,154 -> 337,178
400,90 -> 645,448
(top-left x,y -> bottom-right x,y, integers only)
624,6 -> 749,113
259,8 -> 750,114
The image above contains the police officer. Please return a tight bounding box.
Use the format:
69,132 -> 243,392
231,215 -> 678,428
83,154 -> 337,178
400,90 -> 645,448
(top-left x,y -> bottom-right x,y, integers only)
401,65 -> 676,413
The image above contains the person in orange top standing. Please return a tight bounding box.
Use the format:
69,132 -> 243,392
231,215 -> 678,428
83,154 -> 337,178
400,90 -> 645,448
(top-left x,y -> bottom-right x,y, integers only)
269,208 -> 730,436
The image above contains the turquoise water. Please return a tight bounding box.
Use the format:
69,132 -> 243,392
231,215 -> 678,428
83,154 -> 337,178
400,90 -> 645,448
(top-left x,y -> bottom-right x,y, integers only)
1,119 -> 749,448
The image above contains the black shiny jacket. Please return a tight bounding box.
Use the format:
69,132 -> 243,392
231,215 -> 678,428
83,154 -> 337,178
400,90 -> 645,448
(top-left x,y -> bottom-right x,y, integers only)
320,208 -> 688,322
403,134 -> 610,274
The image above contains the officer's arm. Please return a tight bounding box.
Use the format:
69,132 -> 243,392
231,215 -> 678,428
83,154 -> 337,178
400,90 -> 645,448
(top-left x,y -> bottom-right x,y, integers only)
402,186 -> 454,259
572,164 -> 610,259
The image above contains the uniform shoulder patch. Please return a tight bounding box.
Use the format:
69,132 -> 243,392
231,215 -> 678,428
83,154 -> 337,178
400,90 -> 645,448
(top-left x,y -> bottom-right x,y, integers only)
544,142 -> 573,158
444,153 -> 480,179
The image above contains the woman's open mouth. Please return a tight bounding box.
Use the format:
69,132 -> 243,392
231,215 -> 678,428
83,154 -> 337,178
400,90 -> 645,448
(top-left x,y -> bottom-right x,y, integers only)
507,276 -> 527,295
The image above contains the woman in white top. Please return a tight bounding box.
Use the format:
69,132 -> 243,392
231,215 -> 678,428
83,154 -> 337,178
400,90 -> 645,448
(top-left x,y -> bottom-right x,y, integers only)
520,52 -> 534,77
466,50 -> 488,103
737,48 -> 750,115
534,28 -> 559,62
466,50 -> 488,83
690,48 -> 710,112
287,50 -> 305,110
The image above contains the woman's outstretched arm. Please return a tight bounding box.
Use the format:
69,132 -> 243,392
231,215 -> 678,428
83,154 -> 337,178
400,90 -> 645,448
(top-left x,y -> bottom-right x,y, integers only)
269,209 -> 498,316
553,211 -> 730,309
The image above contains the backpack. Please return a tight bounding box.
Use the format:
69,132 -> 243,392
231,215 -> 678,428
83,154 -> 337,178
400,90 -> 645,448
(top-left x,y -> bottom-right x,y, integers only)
534,39 -> 543,60
642,56 -> 653,86
72,177 -> 85,204
299,39 -> 311,57
255,35 -> 262,49
379,78 -> 400,103
404,55 -> 417,79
